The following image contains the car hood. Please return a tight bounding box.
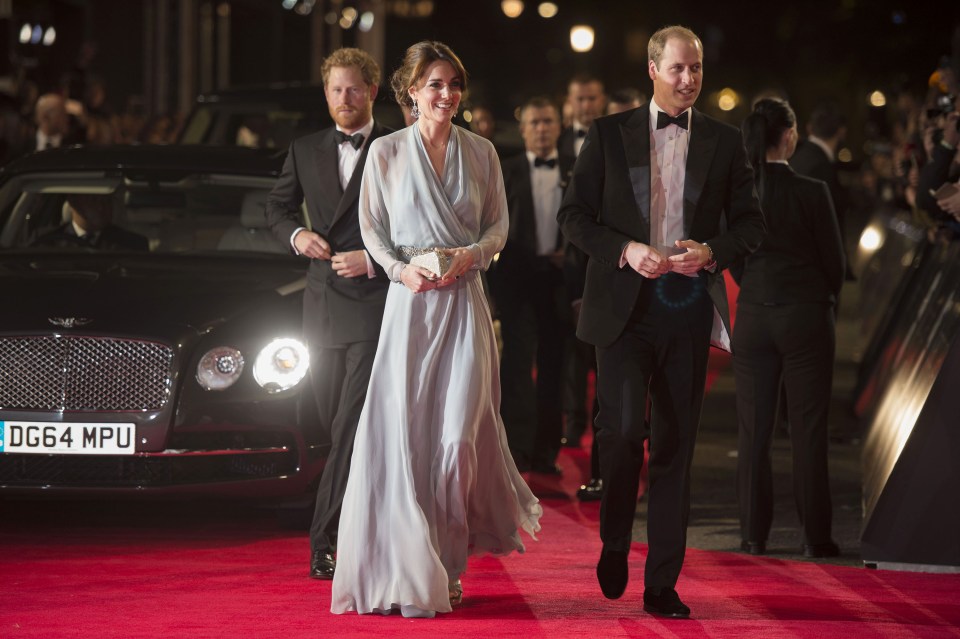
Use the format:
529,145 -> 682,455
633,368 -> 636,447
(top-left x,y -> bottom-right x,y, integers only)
0,252 -> 306,339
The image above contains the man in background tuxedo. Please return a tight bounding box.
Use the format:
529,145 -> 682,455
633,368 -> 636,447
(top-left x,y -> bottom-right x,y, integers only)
491,96 -> 574,475
559,74 -> 606,159
558,73 -> 606,452
558,25 -> 764,619
790,101 -> 852,278
265,47 -> 391,581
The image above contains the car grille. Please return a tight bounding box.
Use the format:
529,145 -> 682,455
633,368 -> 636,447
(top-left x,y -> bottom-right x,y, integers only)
0,336 -> 174,411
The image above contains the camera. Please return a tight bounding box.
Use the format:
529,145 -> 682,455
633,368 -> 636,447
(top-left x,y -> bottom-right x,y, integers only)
927,94 -> 954,116
926,94 -> 959,131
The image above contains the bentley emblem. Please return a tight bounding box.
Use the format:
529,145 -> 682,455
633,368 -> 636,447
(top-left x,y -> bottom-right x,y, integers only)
48,317 -> 93,328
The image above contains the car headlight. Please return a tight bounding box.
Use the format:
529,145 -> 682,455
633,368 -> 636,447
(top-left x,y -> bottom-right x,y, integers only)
197,347 -> 245,391
253,338 -> 309,393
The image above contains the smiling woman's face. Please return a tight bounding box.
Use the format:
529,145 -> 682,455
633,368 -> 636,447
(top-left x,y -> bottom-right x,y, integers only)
409,61 -> 463,124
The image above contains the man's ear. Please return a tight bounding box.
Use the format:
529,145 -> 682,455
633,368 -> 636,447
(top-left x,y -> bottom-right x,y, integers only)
648,59 -> 658,82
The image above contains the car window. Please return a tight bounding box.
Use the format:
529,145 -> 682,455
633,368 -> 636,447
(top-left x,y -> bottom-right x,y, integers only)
0,173 -> 293,256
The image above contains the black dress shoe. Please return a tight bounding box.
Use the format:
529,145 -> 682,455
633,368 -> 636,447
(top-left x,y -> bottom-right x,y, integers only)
643,587 -> 690,619
803,541 -> 840,558
577,478 -> 603,502
740,540 -> 766,555
596,549 -> 628,599
310,550 -> 336,579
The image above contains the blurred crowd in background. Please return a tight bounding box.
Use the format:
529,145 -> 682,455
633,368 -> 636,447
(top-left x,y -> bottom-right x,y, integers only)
2,38 -> 959,247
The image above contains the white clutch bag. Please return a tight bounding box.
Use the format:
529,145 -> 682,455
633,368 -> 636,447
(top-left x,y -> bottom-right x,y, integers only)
406,248 -> 451,278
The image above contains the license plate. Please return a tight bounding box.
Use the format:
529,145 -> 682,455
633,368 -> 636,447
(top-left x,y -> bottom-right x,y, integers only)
0,421 -> 136,455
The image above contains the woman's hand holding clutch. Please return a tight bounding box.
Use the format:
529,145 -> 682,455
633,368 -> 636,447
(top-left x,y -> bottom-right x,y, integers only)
400,264 -> 442,294
437,247 -> 474,285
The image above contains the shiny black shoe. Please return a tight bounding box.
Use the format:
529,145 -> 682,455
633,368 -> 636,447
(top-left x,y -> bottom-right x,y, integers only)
577,478 -> 604,502
596,548 -> 628,599
643,587 -> 691,619
310,550 -> 336,579
803,541 -> 840,558
740,540 -> 766,555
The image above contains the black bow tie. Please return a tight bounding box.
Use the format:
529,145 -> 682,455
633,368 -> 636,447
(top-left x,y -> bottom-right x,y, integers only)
575,129 -> 587,138
534,157 -> 557,169
334,130 -> 365,150
656,110 -> 689,130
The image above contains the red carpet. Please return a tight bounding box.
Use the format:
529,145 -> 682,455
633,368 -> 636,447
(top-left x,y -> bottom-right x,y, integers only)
4,273 -> 960,637
3,467 -> 960,638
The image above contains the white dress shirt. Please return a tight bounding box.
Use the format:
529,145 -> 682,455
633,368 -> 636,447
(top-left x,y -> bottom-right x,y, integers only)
36,132 -> 63,150
649,99 -> 692,255
336,119 -> 375,191
527,151 -> 563,256
572,122 -> 589,157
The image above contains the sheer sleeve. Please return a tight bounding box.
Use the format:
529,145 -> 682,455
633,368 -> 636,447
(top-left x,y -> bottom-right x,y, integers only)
359,139 -> 406,282
468,141 -> 509,270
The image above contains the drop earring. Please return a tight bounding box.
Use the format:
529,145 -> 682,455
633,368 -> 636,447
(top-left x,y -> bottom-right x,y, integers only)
411,101 -> 420,119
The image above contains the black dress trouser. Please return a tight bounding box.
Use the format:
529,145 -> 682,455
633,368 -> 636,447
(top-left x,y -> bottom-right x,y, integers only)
309,340 -> 378,553
733,301 -> 835,546
594,273 -> 713,590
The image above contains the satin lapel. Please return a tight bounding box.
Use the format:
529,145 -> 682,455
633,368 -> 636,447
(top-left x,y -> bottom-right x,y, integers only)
620,108 -> 651,242
683,109 -> 719,235
518,161 -> 536,249
313,130 -> 343,224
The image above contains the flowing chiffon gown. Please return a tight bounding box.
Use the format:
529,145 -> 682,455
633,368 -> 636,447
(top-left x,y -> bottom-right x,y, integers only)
330,124 -> 542,616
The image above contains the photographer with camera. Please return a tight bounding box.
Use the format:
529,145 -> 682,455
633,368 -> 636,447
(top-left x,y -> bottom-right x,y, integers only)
916,63 -> 960,224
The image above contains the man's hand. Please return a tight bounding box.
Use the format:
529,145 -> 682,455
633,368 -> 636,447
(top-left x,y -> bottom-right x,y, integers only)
668,239 -> 712,276
332,250 -> 369,278
294,230 -> 332,260
624,241 -> 669,279
937,184 -> 960,220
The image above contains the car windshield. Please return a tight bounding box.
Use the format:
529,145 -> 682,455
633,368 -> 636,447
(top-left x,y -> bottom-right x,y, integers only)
0,172 -> 293,256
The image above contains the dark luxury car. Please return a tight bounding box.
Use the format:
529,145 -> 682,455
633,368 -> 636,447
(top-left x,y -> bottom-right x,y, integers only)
177,81 -> 407,149
0,145 -> 327,498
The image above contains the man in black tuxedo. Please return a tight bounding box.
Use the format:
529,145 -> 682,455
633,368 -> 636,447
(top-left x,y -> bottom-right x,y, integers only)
558,25 -> 764,618
789,101 -> 851,277
558,74 -> 606,159
265,48 -> 391,580
558,74 -> 606,452
491,96 -> 574,475
33,193 -> 148,251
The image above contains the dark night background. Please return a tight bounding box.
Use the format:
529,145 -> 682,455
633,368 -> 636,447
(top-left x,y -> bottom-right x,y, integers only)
3,0 -> 959,156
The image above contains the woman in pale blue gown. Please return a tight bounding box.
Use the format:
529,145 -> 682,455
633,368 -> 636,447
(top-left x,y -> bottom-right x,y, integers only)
330,41 -> 542,618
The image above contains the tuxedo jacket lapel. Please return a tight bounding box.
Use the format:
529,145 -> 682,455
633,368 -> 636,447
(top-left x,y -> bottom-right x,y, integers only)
620,108 -> 651,243
683,109 -> 718,235
312,130 -> 343,225
331,123 -> 387,226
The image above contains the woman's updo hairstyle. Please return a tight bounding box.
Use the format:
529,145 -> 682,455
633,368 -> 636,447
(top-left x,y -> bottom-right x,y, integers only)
741,97 -> 797,195
390,41 -> 468,109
